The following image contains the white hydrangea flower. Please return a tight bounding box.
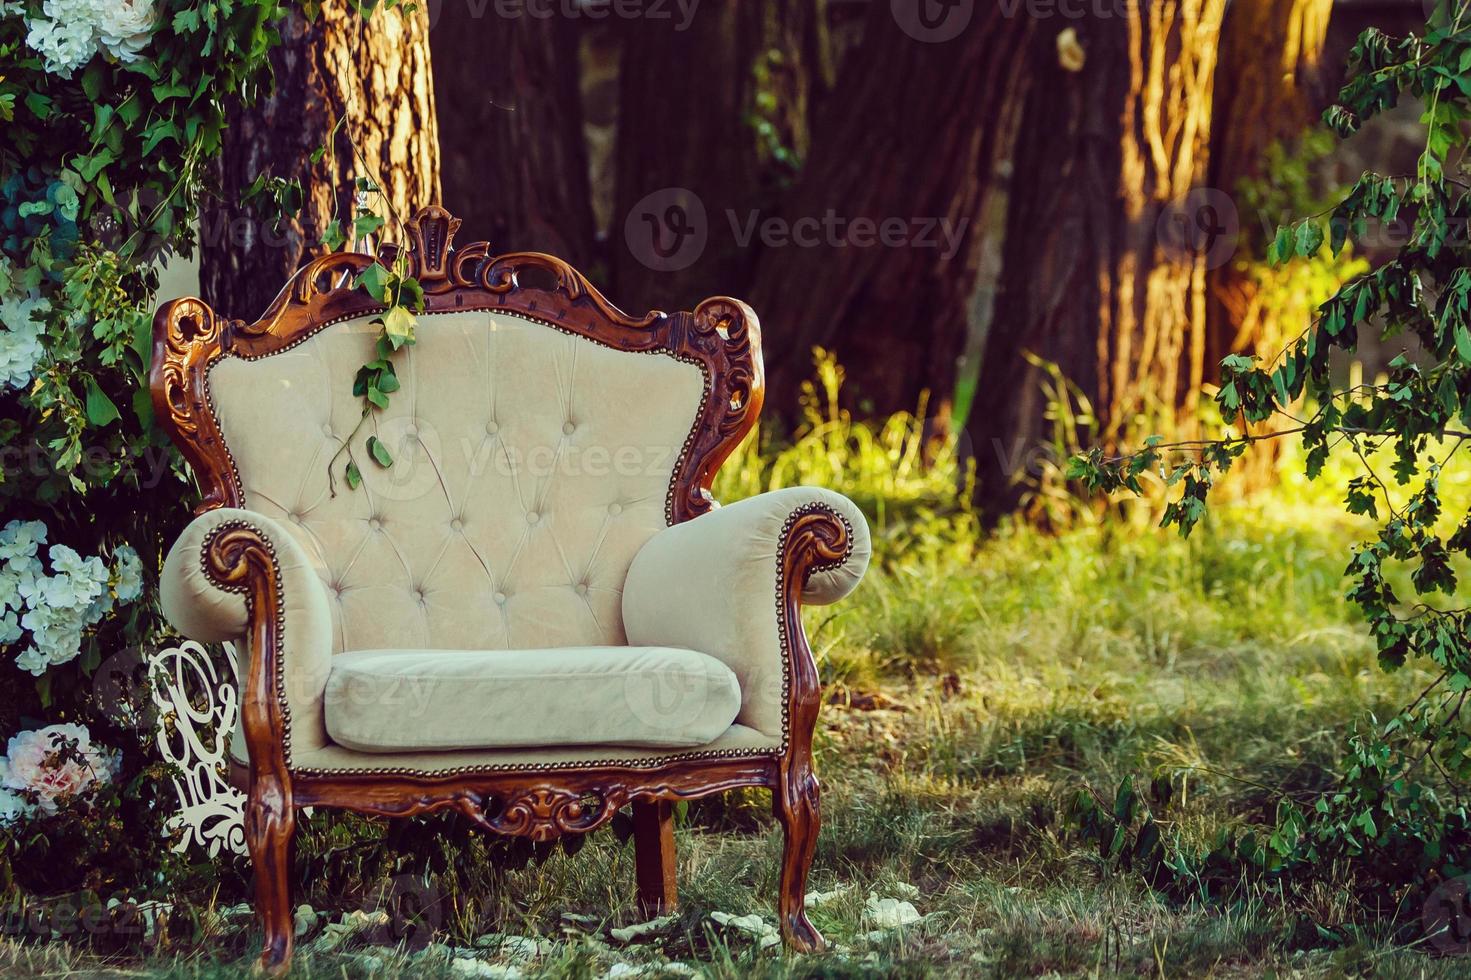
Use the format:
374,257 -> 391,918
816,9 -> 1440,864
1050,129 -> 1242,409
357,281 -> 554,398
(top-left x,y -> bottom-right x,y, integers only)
0,293 -> 46,391
1,555 -> 41,600
23,0 -> 158,76
0,574 -> 18,615
24,6 -> 97,77
49,543 -> 108,588
0,520 -> 132,672
97,0 -> 157,63
0,520 -> 47,561
14,646 -> 49,676
20,598 -> 88,669
112,545 -> 144,602
0,613 -> 19,646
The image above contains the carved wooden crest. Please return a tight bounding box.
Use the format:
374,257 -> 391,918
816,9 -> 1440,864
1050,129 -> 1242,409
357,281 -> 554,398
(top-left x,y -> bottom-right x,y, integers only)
151,206 -> 764,523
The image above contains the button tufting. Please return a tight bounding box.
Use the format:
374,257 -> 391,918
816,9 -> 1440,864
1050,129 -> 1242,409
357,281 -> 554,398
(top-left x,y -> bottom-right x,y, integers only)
485,421 -> 499,435
451,518 -> 464,531
321,423 -> 333,437
562,421 -> 576,435
290,513 -> 304,525
575,583 -> 588,596
369,518 -> 382,531
526,511 -> 540,524
608,502 -> 623,516
406,424 -> 418,437
493,591 -> 507,604
414,589 -> 426,603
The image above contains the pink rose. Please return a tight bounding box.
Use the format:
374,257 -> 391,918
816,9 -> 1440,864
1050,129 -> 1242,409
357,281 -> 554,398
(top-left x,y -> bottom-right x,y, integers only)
1,723 -> 117,815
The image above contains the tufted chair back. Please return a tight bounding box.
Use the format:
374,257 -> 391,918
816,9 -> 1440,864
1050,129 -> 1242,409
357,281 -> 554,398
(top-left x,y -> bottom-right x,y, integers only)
206,309 -> 709,655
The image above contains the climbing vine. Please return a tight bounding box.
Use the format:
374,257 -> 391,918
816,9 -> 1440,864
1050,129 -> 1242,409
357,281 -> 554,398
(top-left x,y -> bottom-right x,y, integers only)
0,0 -> 318,907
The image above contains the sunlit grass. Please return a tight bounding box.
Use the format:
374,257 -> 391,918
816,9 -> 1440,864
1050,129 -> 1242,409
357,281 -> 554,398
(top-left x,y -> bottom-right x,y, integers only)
17,358 -> 1469,976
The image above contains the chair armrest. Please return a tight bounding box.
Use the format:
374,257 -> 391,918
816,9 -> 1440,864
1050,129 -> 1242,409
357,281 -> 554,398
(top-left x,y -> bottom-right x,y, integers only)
622,487 -> 871,741
161,508 -> 335,758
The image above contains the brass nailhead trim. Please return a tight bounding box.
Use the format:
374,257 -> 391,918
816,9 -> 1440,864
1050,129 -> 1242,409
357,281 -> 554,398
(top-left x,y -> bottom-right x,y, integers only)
773,502 -> 856,754
199,519 -> 296,768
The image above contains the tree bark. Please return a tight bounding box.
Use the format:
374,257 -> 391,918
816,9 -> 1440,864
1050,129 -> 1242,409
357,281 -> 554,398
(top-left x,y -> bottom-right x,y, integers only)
611,0 -> 831,314
969,1 -> 1227,514
747,2 -> 1033,422
199,4 -> 440,320
431,4 -> 595,267
1206,0 -> 1333,368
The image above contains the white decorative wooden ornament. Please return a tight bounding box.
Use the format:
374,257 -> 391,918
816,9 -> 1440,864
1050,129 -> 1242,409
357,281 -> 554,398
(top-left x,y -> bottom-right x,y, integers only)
148,639 -> 247,857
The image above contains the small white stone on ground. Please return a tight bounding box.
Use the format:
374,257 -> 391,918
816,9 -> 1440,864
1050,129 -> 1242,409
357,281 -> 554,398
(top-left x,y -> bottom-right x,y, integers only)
804,886 -> 850,907
610,914 -> 678,943
864,893 -> 922,929
710,911 -> 781,949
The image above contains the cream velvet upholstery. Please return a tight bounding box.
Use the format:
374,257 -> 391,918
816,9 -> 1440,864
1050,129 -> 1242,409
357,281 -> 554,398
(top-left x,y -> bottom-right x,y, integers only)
158,308 -> 871,773
161,507 -> 336,753
324,646 -> 741,752
208,309 -> 705,656
623,486 -> 871,741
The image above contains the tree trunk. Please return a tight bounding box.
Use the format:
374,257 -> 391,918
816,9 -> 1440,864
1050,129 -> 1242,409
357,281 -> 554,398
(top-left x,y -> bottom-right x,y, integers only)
969,1 -> 1226,515
431,5 -> 595,268
199,4 -> 440,320
611,0 -> 831,314
747,2 -> 1033,422
1206,0 -> 1333,369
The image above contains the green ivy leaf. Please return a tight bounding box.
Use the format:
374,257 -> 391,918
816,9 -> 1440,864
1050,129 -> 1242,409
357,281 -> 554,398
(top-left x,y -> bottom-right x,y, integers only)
83,378 -> 121,427
367,435 -> 394,468
322,220 -> 346,251
345,459 -> 362,490
352,212 -> 386,240
357,262 -> 391,303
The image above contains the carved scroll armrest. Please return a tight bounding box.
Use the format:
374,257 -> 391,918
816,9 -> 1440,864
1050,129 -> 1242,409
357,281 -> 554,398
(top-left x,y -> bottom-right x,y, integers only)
161,509 -> 336,759
622,488 -> 871,741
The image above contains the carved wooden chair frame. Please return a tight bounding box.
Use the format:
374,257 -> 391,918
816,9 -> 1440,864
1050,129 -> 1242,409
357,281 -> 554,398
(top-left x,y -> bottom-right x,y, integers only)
151,207 -> 848,971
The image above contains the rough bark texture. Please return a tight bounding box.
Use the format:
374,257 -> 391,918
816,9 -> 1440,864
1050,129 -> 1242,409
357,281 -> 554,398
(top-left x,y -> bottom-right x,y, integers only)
1206,0 -> 1333,368
432,5 -> 595,268
969,1 -> 1226,514
199,5 -> 440,320
611,0 -> 831,313
747,3 -> 1033,422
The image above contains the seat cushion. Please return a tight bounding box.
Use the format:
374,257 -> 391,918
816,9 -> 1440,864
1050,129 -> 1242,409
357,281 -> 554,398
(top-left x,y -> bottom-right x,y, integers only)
323,646 -> 742,752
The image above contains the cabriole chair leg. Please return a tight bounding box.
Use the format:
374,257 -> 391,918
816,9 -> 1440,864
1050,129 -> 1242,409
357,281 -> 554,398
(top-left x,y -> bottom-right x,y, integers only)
244,783 -> 296,974
773,767 -> 824,951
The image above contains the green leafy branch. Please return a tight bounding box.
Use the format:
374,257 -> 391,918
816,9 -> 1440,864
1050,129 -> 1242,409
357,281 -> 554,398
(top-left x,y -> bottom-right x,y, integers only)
1070,9 -> 1471,906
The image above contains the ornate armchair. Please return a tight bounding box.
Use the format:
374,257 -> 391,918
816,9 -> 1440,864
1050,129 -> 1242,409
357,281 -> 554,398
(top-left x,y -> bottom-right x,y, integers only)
151,206 -> 870,971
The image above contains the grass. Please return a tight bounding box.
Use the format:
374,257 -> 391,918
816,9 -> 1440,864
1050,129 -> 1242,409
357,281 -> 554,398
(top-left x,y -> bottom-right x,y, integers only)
8,366 -> 1470,977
